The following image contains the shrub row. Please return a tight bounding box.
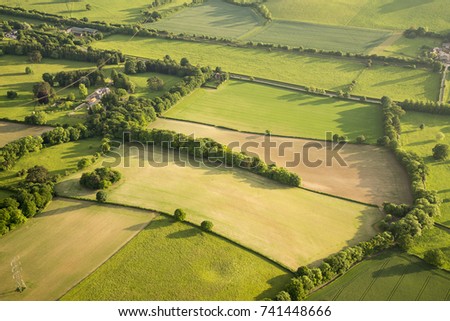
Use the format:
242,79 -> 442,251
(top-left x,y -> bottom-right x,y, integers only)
399,99 -> 450,115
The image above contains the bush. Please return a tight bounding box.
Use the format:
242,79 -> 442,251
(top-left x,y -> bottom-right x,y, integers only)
25,165 -> 49,183
432,144 -> 449,160
80,167 -> 122,190
6,90 -> 18,99
355,135 -> 366,144
201,220 -> 213,231
25,66 -> 33,74
423,249 -> 446,267
77,157 -> 92,170
24,111 -> 47,125
275,291 -> 291,301
96,191 -> 107,203
174,208 -> 186,221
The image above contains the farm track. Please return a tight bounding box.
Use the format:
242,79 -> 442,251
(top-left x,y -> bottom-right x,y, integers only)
415,275 -> 432,301
359,258 -> 391,300
439,64 -> 449,103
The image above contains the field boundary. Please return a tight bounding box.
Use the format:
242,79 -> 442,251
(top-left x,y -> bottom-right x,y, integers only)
56,195 -> 296,274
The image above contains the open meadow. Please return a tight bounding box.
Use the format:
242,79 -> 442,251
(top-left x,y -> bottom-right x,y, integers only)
0,55 -> 94,124
56,147 -> 383,270
0,138 -> 101,187
164,80 -> 384,143
94,35 -> 439,101
400,111 -> 450,227
0,198 -> 156,300
370,36 -> 441,59
265,0 -> 450,33
409,227 -> 450,271
0,121 -> 52,147
62,215 -> 291,301
307,249 -> 450,301
150,118 -> 412,206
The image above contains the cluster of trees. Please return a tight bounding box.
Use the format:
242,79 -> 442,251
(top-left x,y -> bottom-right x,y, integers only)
6,90 -> 18,99
24,111 -> 47,125
50,69 -> 106,88
0,181 -> 53,235
80,167 -> 122,189
147,76 -> 165,91
404,27 -> 450,41
278,232 -> 394,300
133,128 -> 301,187
32,81 -> 55,105
225,0 -> 272,21
111,70 -> 136,93
399,99 -> 450,116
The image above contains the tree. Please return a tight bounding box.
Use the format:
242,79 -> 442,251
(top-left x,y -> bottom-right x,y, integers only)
67,92 -> 76,101
6,91 -> 18,99
25,66 -> 33,74
201,220 -> 213,231
28,50 -> 42,63
174,209 -> 187,221
124,59 -> 137,74
25,165 -> 49,183
96,191 -> 107,203
24,111 -> 47,125
419,123 -> 425,130
86,3 -> 92,10
432,144 -> 449,160
436,132 -> 445,141
32,81 -> 55,104
274,291 -> 291,301
356,135 -> 366,144
79,83 -> 88,99
77,158 -> 92,170
147,76 -> 165,91
423,249 -> 446,267
42,73 -> 54,86
180,57 -> 190,67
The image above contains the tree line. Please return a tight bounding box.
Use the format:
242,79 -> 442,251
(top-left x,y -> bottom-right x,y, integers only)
399,99 -> 450,115
224,0 -> 272,21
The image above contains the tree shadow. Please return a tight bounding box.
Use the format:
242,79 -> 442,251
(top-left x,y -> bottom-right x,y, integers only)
167,227 -> 202,239
378,0 -> 434,14
255,273 -> 293,301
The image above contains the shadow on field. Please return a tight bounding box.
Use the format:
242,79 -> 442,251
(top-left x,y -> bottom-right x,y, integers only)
379,0 -> 433,14
167,227 -> 202,239
255,273 -> 293,300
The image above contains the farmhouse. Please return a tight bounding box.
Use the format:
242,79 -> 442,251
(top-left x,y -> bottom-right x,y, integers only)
432,47 -> 450,63
4,30 -> 18,40
86,87 -> 111,107
66,27 -> 98,37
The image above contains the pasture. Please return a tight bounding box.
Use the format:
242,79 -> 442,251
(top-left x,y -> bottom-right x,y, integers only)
164,80 -> 384,143
371,36 -> 441,59
307,250 -> 450,301
0,198 -> 156,300
150,118 -> 412,206
62,216 -> 291,301
0,55 -> 94,123
247,20 -> 392,53
94,35 -> 438,101
0,138 -> 101,187
400,111 -> 450,227
150,0 -> 264,39
56,147 -> 382,270
409,227 -> 450,271
0,121 -> 52,147
265,0 -> 450,33
126,71 -> 181,100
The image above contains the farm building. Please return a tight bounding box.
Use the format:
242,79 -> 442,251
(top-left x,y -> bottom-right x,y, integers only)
66,27 -> 98,37
4,30 -> 18,40
86,87 -> 111,107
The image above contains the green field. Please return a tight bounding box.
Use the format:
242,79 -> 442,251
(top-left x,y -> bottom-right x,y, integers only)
307,250 -> 450,301
400,111 -> 450,227
164,80 -> 383,143
94,35 -> 438,101
445,72 -> 450,104
1,0 -> 188,24
265,0 -> 450,33
0,198 -> 155,300
371,36 -> 441,59
248,20 -> 392,53
0,138 -> 101,187
409,227 -> 450,271
56,147 -> 382,270
0,121 -> 52,147
126,71 -> 181,100
0,55 -> 94,123
62,216 -> 291,300
151,0 -> 263,39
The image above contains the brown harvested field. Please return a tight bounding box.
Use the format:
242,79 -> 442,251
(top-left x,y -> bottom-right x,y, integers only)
151,118 -> 412,206
0,121 -> 53,147
0,198 -> 156,300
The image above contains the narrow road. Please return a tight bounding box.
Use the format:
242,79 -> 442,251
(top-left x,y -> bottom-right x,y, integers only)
438,64 -> 449,104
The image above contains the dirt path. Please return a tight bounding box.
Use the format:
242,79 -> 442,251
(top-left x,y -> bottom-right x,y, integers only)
150,118 -> 413,206
439,64 -> 449,103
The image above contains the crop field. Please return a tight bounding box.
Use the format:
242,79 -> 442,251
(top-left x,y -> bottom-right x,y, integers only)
0,55 -> 95,123
56,147 -> 382,270
265,0 -> 450,33
150,118 -> 412,206
0,198 -> 155,300
307,250 -> 450,301
0,138 -> 101,187
371,36 -> 441,59
247,20 -> 392,53
150,0 -> 264,39
164,80 -> 384,142
0,121 -> 52,147
400,111 -> 450,227
94,35 -> 438,101
62,216 -> 291,301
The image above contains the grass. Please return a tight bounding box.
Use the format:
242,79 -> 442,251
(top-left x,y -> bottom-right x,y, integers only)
0,138 -> 101,188
247,20 -> 392,53
0,198 -> 155,300
371,36 -> 441,59
126,71 -> 181,100
0,189 -> 12,200
409,227 -> 450,271
400,111 -> 450,227
93,35 -> 439,101
307,249 -> 450,301
56,147 -> 382,270
62,216 -> 291,301
1,0 -> 189,25
0,121 -> 52,147
445,72 -> 450,104
164,80 -> 384,143
0,55 -> 95,123
265,0 -> 450,33
150,0 -> 264,39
